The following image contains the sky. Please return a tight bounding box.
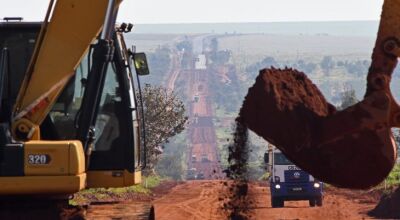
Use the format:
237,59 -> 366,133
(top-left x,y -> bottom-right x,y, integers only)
0,0 -> 384,24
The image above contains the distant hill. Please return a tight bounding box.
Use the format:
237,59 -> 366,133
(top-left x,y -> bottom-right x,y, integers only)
133,21 -> 379,37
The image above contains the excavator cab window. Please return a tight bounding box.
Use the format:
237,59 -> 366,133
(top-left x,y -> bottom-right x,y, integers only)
47,32 -> 141,173
93,62 -> 123,152
45,64 -> 87,140
0,23 -> 40,113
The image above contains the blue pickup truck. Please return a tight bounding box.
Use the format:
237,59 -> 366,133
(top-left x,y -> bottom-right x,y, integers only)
264,145 -> 323,208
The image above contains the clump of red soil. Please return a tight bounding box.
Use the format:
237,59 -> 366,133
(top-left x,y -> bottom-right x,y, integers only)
240,67 -> 335,149
369,187 -> 400,219
239,67 -> 395,189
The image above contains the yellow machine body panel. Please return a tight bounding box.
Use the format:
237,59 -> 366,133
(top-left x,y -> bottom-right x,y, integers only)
24,140 -> 85,176
87,170 -> 142,188
0,174 -> 86,195
0,140 -> 86,195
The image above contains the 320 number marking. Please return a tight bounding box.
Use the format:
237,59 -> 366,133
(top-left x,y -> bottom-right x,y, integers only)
28,154 -> 50,165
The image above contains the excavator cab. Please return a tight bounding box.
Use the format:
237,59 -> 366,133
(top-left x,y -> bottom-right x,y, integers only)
0,21 -> 40,120
46,30 -> 146,188
0,13 -> 147,193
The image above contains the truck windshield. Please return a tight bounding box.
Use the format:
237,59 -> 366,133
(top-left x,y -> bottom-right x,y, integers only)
274,153 -> 294,165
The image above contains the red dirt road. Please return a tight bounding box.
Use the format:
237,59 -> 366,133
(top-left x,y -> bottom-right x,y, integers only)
153,181 -> 378,220
86,201 -> 152,220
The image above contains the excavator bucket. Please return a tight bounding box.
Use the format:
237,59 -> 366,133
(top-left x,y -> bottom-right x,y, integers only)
240,68 -> 396,189
240,0 -> 400,189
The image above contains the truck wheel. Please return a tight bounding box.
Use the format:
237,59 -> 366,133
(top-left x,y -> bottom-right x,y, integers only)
271,198 -> 278,208
316,196 -> 323,207
148,205 -> 155,220
278,199 -> 284,208
309,199 -> 316,207
271,198 -> 284,208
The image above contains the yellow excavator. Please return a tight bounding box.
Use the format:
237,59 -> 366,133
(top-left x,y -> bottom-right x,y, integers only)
0,0 -> 149,197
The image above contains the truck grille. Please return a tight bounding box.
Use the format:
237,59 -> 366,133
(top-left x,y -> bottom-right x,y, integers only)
284,170 -> 309,182
284,182 -> 311,193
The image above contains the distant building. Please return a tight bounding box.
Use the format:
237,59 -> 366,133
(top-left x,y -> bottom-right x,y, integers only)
195,54 -> 207,70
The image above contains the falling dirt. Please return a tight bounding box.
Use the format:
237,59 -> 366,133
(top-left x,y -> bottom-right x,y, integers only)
223,117 -> 252,219
239,67 -> 395,189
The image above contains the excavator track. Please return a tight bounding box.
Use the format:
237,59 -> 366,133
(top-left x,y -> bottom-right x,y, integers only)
0,197 -> 85,220
0,198 -> 155,220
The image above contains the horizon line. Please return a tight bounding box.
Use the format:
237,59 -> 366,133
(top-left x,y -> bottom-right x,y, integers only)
131,20 -> 379,25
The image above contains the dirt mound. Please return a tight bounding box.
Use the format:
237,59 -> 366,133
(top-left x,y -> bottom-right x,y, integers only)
369,187 -> 400,219
239,67 -> 395,189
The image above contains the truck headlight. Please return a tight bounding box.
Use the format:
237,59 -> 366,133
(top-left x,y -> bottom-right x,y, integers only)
275,184 -> 281,189
313,182 -> 320,188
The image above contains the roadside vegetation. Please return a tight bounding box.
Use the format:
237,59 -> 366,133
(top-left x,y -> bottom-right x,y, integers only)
378,164 -> 400,192
70,175 -> 165,205
138,84 -> 188,175
155,135 -> 188,180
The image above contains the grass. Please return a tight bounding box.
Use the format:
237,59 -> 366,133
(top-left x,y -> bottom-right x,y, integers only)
377,164 -> 400,191
258,172 -> 270,181
214,104 -> 237,118
142,175 -> 164,188
70,175 -> 165,205
107,175 -> 164,194
215,127 -> 232,142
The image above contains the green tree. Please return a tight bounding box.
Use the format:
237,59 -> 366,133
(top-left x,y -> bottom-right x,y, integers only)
320,56 -> 335,75
296,59 -> 317,73
393,129 -> 400,153
245,56 -> 278,77
176,40 -> 193,52
156,147 -> 186,180
146,46 -> 171,84
210,37 -> 218,51
138,84 -> 188,174
339,89 -> 358,110
210,50 -> 232,65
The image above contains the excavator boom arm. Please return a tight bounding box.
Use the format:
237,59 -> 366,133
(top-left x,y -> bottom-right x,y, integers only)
366,0 -> 400,126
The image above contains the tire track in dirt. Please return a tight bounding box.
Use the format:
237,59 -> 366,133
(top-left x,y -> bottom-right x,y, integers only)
153,181 -> 226,220
86,202 -> 152,220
